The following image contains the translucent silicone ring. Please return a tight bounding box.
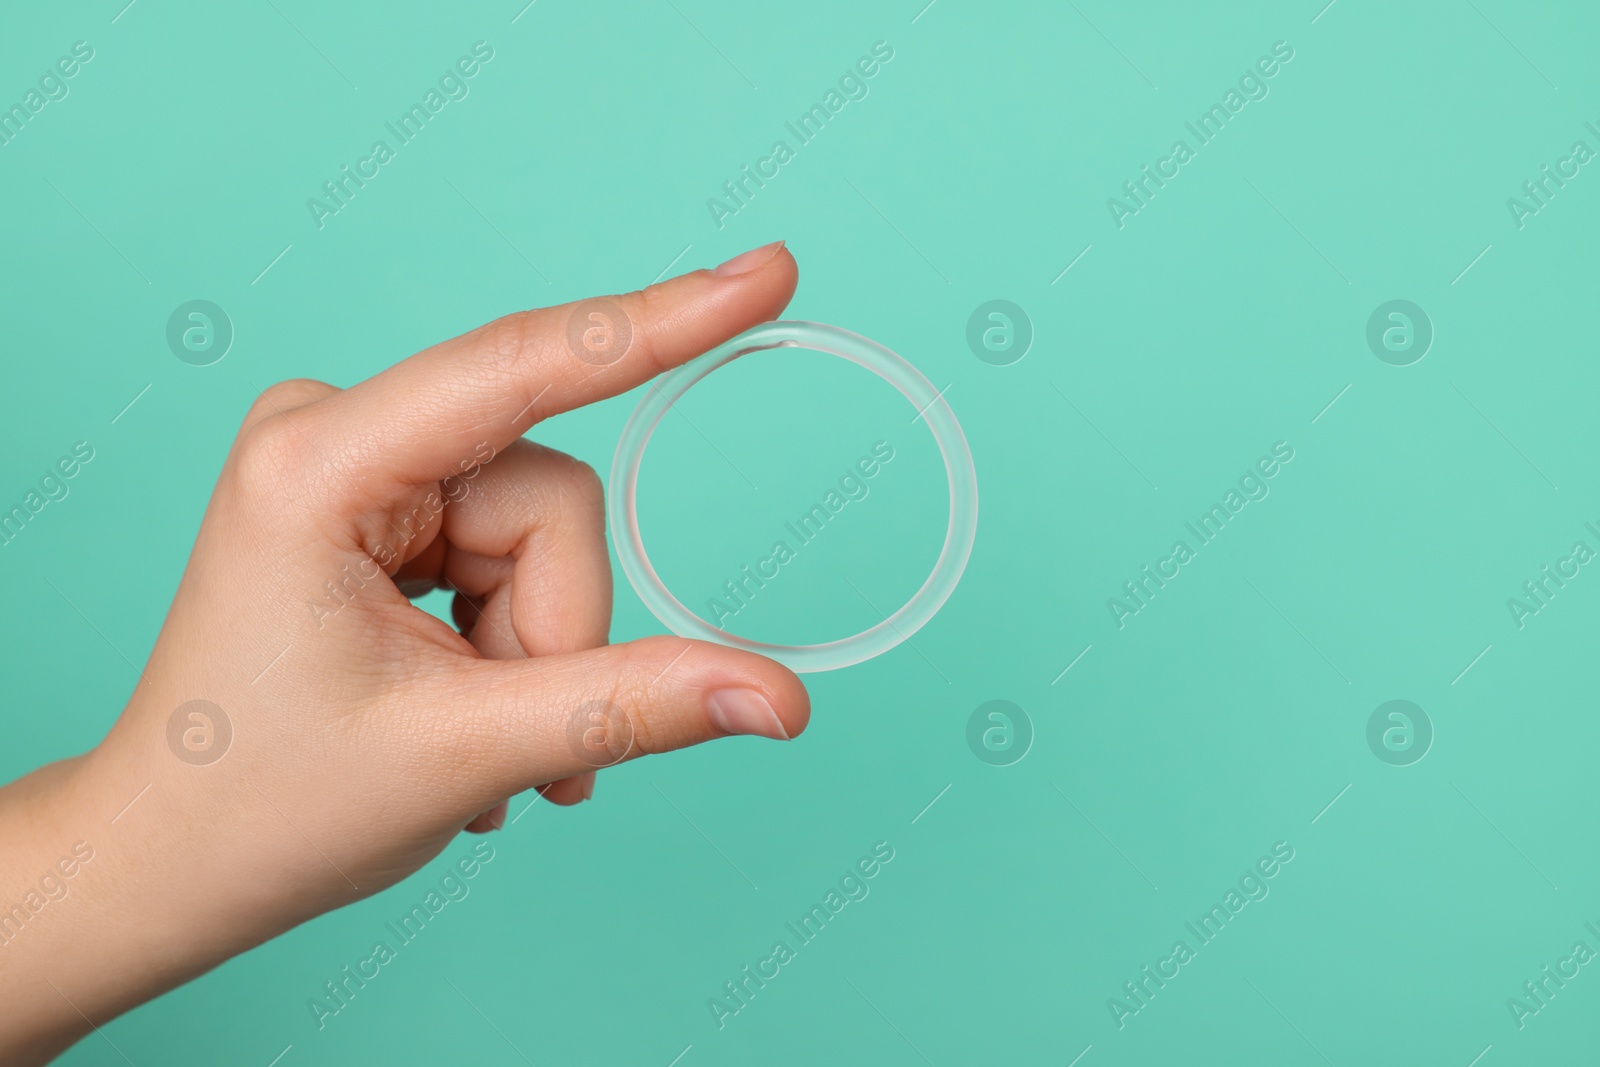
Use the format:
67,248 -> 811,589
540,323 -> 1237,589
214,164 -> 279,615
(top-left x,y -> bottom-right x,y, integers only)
608,320 -> 978,673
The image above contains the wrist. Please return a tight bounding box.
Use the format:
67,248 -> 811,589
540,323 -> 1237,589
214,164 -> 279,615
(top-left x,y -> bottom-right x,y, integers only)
0,728 -> 277,1063
0,751 -> 117,1063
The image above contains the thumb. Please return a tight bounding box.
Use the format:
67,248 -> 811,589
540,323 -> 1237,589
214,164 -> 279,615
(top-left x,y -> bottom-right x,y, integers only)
423,637 -> 809,808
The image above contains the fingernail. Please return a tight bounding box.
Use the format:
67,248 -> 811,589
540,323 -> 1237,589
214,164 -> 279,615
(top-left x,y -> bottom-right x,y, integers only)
488,805 -> 506,831
714,240 -> 784,277
581,773 -> 596,801
707,689 -> 790,740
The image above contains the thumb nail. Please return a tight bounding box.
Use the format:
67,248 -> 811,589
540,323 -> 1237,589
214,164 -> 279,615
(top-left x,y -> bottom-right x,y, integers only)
713,240 -> 784,277
707,689 -> 790,740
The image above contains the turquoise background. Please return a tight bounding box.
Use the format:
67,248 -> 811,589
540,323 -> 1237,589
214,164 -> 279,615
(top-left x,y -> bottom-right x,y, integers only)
3,0 -> 1599,1062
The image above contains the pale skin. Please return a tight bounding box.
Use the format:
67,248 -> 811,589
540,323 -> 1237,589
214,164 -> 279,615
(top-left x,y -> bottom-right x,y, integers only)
0,240 -> 809,1064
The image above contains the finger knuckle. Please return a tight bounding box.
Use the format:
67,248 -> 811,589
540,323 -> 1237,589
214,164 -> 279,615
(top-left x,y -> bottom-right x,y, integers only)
604,691 -> 665,760
610,638 -> 695,757
565,697 -> 636,767
520,443 -> 604,518
475,310 -> 547,375
560,456 -> 604,507
469,311 -> 564,413
244,378 -> 336,426
621,287 -> 665,372
234,416 -> 315,490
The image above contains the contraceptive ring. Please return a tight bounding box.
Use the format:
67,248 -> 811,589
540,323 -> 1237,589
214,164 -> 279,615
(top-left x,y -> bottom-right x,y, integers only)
607,320 -> 978,673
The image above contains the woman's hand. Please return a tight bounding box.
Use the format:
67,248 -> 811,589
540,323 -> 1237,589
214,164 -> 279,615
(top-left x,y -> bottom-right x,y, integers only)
0,240 -> 808,1065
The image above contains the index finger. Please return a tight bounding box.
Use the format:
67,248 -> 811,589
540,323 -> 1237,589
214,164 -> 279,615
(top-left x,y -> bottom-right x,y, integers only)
328,240 -> 793,488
